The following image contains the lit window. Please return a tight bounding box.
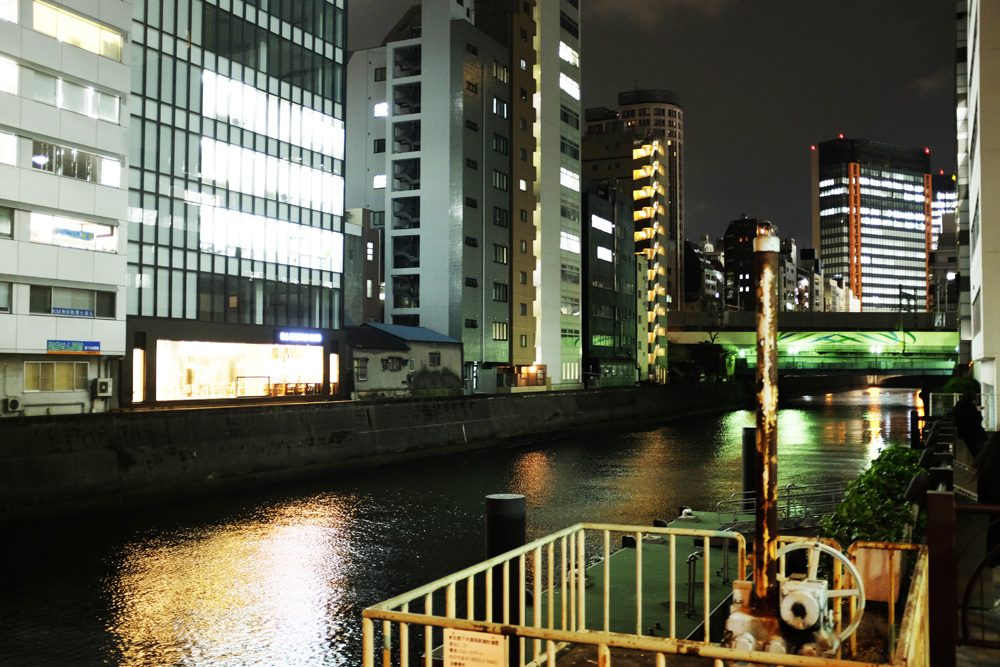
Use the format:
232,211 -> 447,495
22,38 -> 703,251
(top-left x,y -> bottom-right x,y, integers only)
558,42 -> 579,67
31,140 -> 120,188
373,174 -> 387,189
597,246 -> 613,262
30,212 -> 117,252
559,73 -> 580,100
0,133 -> 15,166
520,58 -> 527,71
24,361 -> 89,392
591,215 -> 613,234
559,231 -> 580,254
33,2 -> 121,61
0,0 -> 16,23
0,57 -> 16,95
519,179 -> 527,191
374,102 -> 389,117
559,167 -> 580,191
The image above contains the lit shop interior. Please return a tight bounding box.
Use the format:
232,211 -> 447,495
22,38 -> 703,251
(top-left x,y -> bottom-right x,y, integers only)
152,340 -> 336,401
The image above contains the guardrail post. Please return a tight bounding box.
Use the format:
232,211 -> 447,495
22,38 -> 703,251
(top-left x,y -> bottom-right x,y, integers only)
927,489 -> 957,667
742,427 -> 756,510
486,494 -> 525,666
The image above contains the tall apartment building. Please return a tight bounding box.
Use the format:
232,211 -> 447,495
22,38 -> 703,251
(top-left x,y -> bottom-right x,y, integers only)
721,215 -> 765,311
581,179 -> 637,386
0,0 -> 131,417
346,0 -> 580,393
581,127 -> 669,381
585,91 -> 684,304
125,0 -> 348,406
534,0 -> 583,389
811,137 -> 932,312
958,0 -> 999,396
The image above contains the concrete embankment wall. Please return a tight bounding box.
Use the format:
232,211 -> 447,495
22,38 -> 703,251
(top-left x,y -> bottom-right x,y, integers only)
780,375 -> 871,400
0,383 -> 750,522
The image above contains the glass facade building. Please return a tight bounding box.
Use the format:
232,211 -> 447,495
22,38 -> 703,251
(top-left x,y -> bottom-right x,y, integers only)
813,137 -> 931,312
125,0 -> 347,405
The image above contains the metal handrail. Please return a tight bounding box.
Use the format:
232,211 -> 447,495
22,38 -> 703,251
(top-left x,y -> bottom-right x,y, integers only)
717,482 -> 847,524
363,540 -> 929,667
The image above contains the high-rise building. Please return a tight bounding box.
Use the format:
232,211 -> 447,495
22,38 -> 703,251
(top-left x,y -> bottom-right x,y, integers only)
584,89 -> 684,307
581,179 -> 637,386
958,0 -> 999,396
124,0 -> 349,406
346,2 -> 514,394
346,0 -> 571,393
533,0 -> 583,389
0,0 -> 131,417
931,172 -> 958,250
721,215 -> 767,311
811,137 -> 932,312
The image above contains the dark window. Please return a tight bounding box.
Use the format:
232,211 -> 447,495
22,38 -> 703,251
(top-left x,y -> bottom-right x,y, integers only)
466,119 -> 478,131
519,271 -> 527,284
465,277 -> 479,287
373,138 -> 385,153
519,148 -> 528,161
0,206 -> 11,238
354,358 -> 368,381
559,11 -> 579,38
465,236 -> 479,247
493,133 -> 509,155
519,303 -> 527,316
560,136 -> 580,160
465,80 -> 478,94
29,285 -> 51,314
520,334 -> 528,347
493,206 -> 509,228
520,27 -> 527,42
466,43 -> 478,55
523,2 -> 531,13
465,318 -> 478,328
465,197 -> 478,208
520,240 -> 528,253
374,67 -> 386,82
492,170 -> 508,191
520,88 -> 527,100
519,118 -> 528,131
492,283 -> 508,302
560,105 -> 579,128
429,352 -> 441,366
466,158 -> 478,169
520,209 -> 528,222
95,292 -> 116,318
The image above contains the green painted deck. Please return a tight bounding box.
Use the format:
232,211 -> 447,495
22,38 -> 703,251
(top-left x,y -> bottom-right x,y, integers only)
526,511 -> 741,643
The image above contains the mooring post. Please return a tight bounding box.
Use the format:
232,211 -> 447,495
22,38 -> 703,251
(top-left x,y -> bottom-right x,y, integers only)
486,493 -> 526,664
753,222 -> 780,613
742,427 -> 756,510
910,409 -> 920,448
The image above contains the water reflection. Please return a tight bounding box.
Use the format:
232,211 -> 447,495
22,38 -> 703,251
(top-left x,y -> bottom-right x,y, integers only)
109,498 -> 357,666
0,388 -> 922,667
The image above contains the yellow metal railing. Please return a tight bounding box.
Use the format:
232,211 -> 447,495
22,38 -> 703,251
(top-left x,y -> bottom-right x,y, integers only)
362,524 -> 929,667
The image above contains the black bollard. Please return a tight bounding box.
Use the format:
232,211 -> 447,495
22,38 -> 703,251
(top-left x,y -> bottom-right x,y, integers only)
486,493 -> 525,664
742,427 -> 756,509
910,410 -> 920,448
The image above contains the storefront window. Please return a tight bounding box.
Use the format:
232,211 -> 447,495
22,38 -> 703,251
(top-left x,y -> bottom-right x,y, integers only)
155,340 -> 324,401
132,349 -> 144,403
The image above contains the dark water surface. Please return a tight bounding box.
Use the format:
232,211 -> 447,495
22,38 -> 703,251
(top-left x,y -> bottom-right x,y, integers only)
0,388 -> 920,666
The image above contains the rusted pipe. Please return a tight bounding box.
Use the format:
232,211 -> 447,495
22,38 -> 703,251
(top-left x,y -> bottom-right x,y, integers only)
753,221 -> 780,613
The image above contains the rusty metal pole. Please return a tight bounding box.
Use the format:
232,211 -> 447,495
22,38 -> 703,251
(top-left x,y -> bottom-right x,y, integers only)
753,222 -> 780,613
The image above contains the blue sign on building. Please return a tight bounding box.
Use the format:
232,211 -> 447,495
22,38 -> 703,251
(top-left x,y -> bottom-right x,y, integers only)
52,308 -> 95,317
47,340 -> 101,355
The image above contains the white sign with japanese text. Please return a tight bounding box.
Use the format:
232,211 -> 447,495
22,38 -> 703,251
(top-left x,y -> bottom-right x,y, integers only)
443,628 -> 506,667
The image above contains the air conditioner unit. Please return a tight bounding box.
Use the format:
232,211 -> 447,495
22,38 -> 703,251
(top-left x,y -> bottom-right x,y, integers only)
4,397 -> 23,412
93,378 -> 113,398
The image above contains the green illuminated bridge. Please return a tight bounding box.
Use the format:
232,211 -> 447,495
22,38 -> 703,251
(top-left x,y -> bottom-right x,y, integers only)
669,311 -> 960,375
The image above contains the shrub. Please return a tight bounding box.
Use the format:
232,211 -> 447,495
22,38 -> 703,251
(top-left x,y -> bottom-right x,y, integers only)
942,376 -> 980,395
820,445 -> 925,548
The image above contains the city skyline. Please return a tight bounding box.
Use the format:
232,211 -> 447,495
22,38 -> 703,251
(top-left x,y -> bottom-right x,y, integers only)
349,0 -> 957,245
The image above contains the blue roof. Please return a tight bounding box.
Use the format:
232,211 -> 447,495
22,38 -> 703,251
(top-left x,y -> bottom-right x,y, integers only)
366,322 -> 461,345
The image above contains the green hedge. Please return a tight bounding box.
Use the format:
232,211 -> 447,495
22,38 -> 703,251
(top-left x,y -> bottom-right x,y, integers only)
820,445 -> 925,548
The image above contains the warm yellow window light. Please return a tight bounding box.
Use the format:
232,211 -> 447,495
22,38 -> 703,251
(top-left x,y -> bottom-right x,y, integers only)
33,2 -> 122,61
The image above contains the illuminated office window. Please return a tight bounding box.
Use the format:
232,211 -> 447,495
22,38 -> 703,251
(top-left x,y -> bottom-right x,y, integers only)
33,2 -> 121,61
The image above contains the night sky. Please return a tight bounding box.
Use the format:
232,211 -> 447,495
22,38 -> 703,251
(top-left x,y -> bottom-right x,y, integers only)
348,0 -> 957,248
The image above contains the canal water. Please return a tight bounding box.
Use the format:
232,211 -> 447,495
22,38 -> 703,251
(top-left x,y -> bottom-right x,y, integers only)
0,388 -> 920,666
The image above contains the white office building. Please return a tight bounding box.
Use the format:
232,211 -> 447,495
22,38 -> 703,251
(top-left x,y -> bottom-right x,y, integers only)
959,0 -> 999,397
534,0 -> 583,389
0,0 -> 131,416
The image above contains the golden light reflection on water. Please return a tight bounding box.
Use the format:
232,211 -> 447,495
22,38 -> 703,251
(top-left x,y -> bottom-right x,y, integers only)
866,388 -> 884,458
109,499 -> 354,666
510,451 -> 555,504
